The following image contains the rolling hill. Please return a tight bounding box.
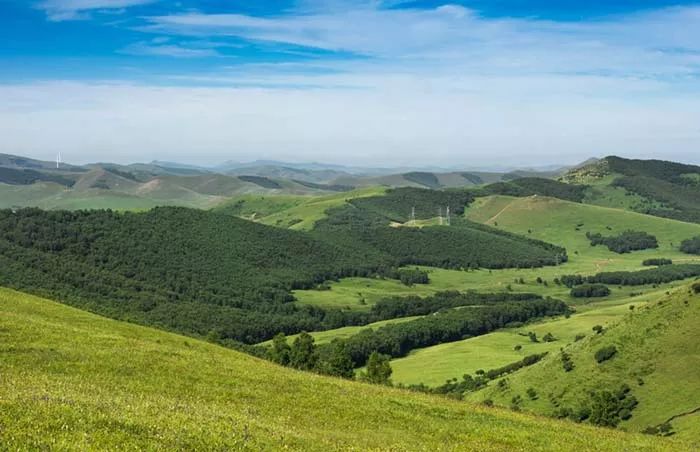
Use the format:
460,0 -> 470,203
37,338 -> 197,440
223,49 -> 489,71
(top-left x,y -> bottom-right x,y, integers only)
0,287 -> 680,451
466,283 -> 700,445
0,153 -> 357,211
562,156 -> 700,223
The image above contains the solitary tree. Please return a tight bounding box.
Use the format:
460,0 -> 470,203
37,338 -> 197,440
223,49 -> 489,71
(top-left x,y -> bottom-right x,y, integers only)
289,332 -> 318,371
361,351 -> 393,385
318,340 -> 355,379
269,332 -> 291,366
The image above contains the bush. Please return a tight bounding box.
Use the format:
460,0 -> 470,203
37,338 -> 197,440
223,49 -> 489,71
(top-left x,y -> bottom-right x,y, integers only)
680,236 -> 700,255
642,258 -> 672,266
594,345 -> 617,363
570,284 -> 611,298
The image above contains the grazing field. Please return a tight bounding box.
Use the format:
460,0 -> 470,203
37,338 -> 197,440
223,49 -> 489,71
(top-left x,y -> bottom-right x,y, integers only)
295,195 -> 700,311
217,187 -> 386,230
467,285 -> 700,444
0,287 -> 678,451
390,291 -> 660,386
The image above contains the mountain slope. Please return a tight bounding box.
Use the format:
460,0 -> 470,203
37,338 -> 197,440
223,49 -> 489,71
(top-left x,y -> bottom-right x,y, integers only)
561,156 -> 700,223
467,284 -> 700,443
0,287 -> 679,451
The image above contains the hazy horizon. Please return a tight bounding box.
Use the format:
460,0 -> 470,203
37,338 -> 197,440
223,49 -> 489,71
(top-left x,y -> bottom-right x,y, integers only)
2,1 -> 700,166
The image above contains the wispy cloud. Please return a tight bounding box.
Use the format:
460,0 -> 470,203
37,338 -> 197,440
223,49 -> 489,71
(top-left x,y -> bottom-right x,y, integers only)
120,41 -> 221,58
140,4 -> 700,81
38,0 -> 157,21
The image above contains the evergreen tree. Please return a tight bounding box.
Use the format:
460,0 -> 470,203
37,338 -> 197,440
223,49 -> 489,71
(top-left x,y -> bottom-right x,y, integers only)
361,351 -> 393,385
318,340 -> 355,379
269,332 -> 291,366
289,332 -> 318,371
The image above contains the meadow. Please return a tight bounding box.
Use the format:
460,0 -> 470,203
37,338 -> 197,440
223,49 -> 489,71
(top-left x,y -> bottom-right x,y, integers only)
467,285 -> 700,444
0,287 -> 678,451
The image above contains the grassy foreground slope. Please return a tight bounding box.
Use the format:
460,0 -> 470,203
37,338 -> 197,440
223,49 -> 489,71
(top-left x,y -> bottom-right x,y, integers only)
467,285 -> 700,444
0,289 -> 677,451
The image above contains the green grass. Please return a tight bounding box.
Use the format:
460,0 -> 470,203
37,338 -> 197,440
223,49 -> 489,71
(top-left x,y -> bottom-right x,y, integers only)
296,195 -> 700,311
259,186 -> 386,230
390,291 -> 661,387
292,195 -> 700,394
466,285 -> 700,444
0,287 -> 680,451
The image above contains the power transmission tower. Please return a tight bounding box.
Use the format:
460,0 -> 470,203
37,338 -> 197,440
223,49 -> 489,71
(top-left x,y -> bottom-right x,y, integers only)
446,206 -> 451,226
56,152 -> 61,169
438,206 -> 443,225
410,206 -> 416,225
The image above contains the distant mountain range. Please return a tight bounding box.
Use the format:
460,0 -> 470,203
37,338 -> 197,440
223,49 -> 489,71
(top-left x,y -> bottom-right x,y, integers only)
0,152 -> 595,210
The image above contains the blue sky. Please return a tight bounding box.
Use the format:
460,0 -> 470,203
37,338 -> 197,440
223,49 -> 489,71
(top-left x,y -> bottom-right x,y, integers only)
1,1 -> 700,167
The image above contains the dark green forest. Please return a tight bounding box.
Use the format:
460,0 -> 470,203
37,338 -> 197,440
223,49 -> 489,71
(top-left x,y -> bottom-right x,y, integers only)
561,264 -> 700,287
0,195 -> 567,344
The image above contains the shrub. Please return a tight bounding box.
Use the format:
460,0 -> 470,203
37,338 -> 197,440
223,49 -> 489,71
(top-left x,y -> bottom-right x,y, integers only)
570,284 -> 611,298
680,236 -> 700,255
594,345 -> 617,363
642,258 -> 672,266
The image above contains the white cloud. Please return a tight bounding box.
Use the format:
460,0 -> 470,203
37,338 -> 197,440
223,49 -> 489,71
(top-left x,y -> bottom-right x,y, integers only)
38,0 -> 157,21
1,80 -> 698,166
141,5 -> 700,79
120,42 -> 220,58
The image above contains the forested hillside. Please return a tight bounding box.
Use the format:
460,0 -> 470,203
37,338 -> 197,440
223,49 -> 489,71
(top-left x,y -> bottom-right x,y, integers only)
562,156 -> 700,223
0,198 -> 567,344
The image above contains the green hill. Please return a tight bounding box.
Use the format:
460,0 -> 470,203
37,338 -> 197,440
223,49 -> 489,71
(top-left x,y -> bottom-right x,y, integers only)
466,284 -> 700,445
561,156 -> 700,223
0,287 -> 679,451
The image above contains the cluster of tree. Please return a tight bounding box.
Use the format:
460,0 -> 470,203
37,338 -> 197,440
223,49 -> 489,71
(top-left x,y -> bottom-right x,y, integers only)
570,284 -> 611,298
476,177 -> 589,203
680,236 -> 700,255
561,264 -> 700,288
339,298 -> 569,366
586,230 -> 658,254
268,333 -> 356,379
642,258 -> 673,266
553,384 -> 638,428
369,291 -> 546,320
386,268 -> 430,286
588,384 -> 638,427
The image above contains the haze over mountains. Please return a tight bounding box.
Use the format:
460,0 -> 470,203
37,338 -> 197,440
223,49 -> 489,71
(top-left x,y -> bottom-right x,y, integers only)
0,152 -> 589,210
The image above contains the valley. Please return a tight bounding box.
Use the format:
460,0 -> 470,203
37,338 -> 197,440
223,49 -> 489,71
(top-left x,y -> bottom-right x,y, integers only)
1,154 -> 700,448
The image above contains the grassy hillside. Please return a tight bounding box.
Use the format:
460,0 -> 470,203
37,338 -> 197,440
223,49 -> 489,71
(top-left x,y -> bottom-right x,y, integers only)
562,156 -> 700,223
214,187 -> 386,230
467,285 -> 700,445
0,287 -> 679,451
465,195 -> 700,260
